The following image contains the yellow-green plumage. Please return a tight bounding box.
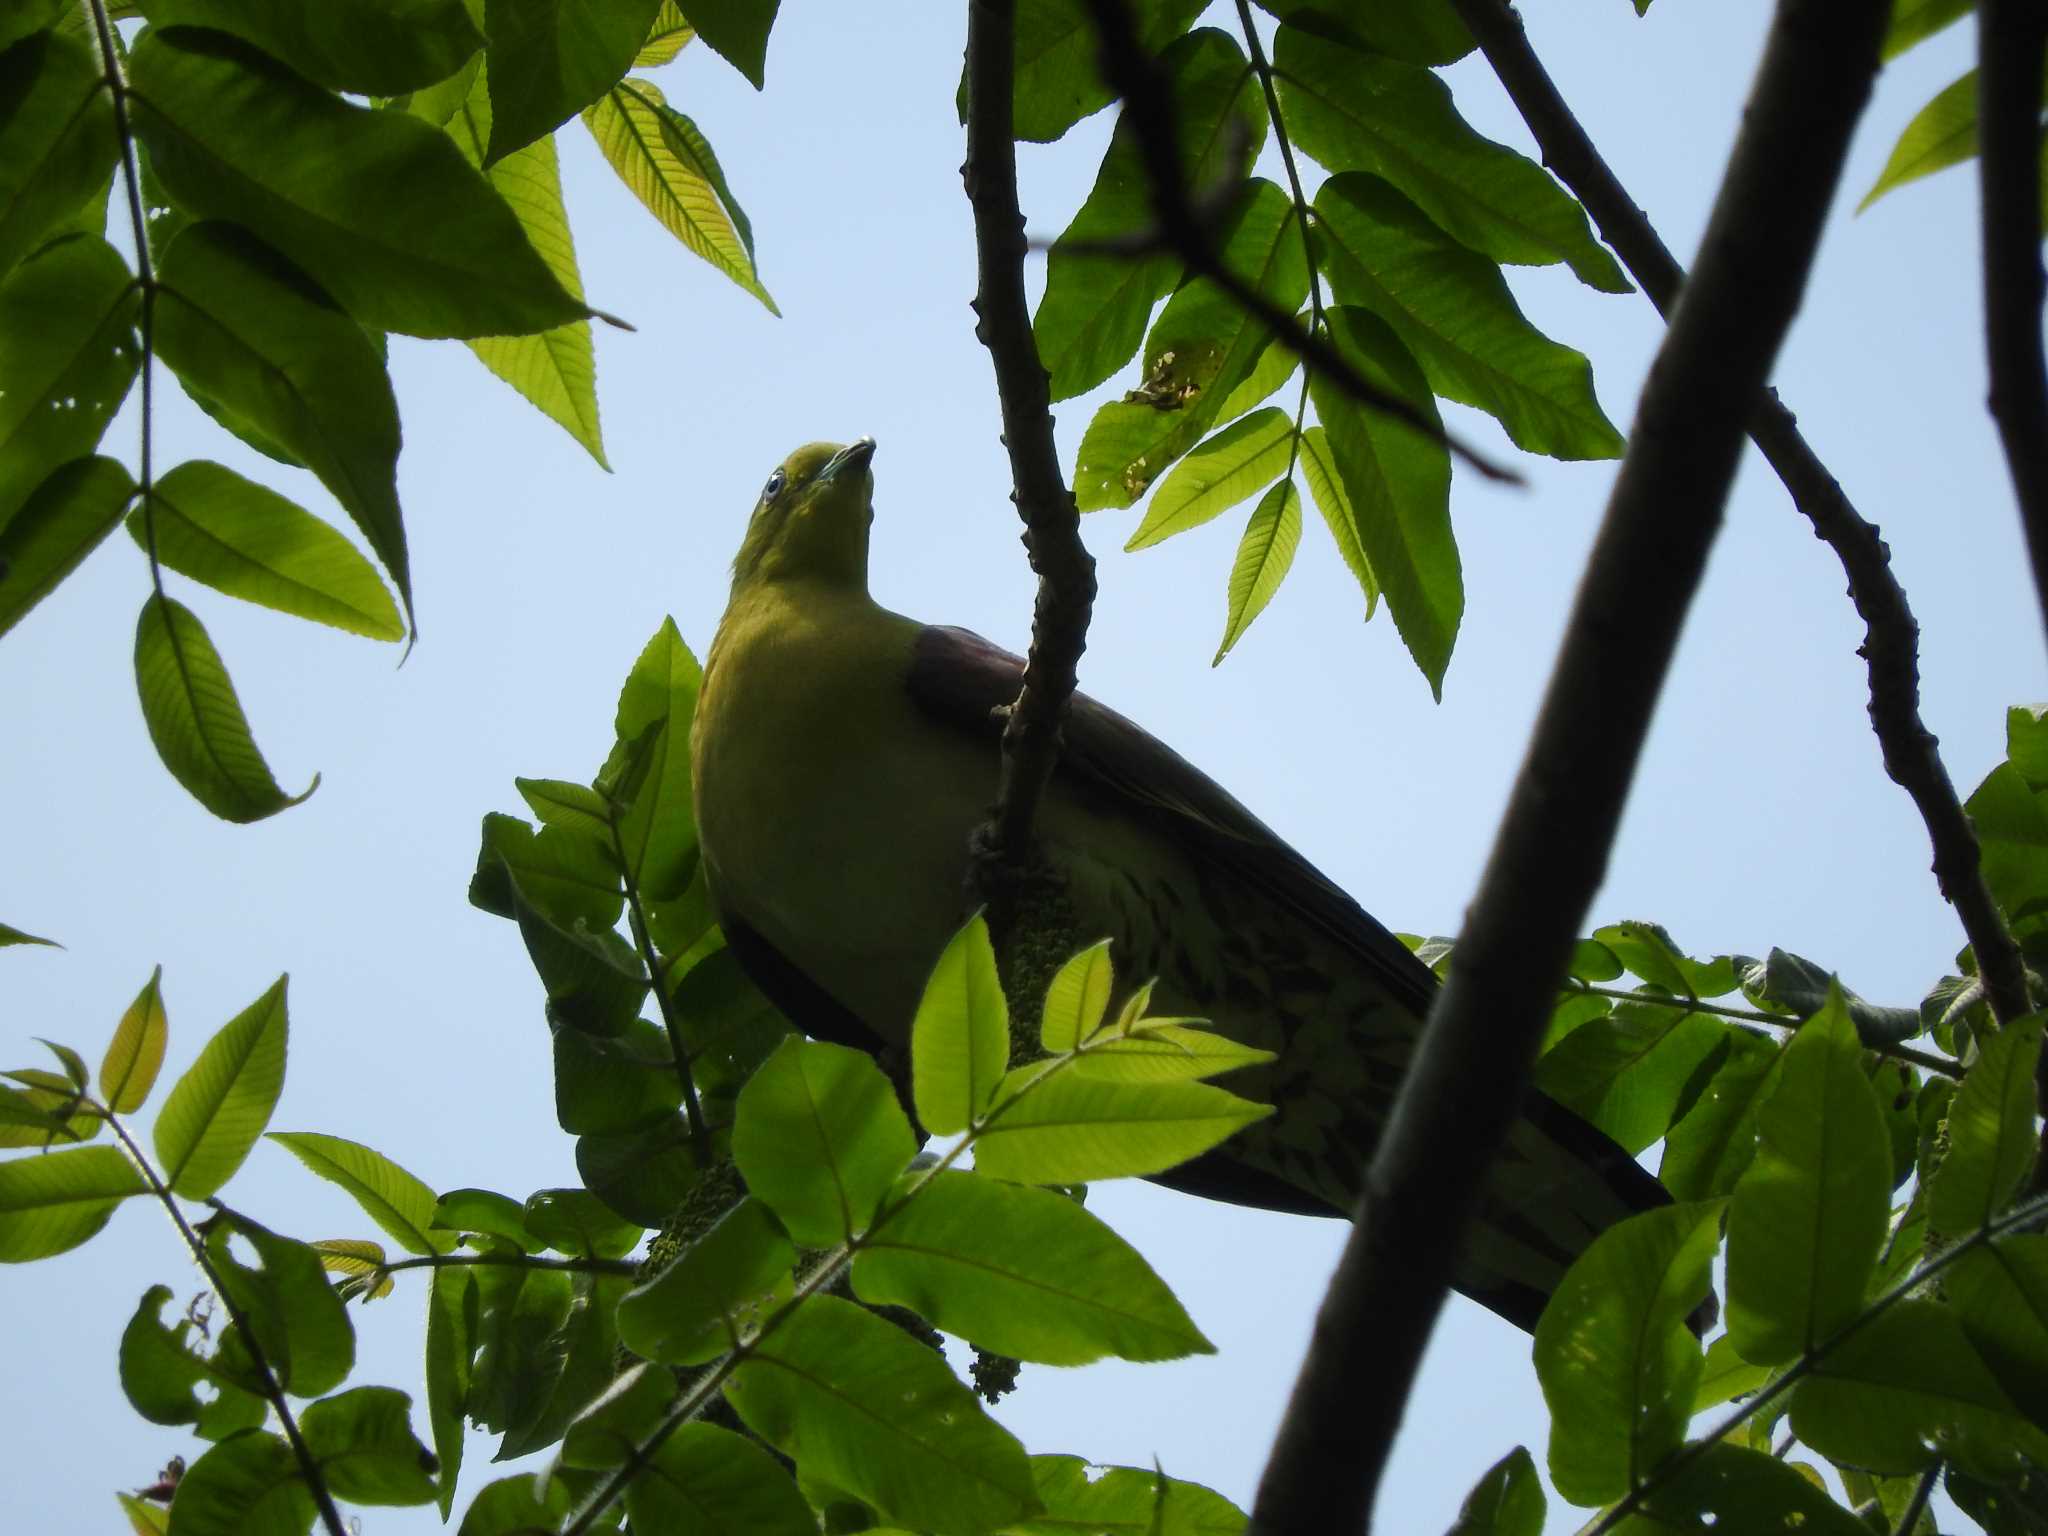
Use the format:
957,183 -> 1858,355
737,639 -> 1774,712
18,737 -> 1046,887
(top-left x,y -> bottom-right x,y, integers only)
691,439 -> 1675,1332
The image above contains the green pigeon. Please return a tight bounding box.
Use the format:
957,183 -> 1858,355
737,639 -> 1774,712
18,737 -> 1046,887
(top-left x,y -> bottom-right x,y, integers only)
691,437 -> 1672,1332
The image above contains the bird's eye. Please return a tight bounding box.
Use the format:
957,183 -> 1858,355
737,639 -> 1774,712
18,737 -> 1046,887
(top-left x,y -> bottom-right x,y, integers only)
762,468 -> 786,502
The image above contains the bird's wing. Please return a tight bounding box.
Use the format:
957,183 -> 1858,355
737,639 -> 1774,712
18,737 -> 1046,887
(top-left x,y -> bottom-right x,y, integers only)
905,624 -> 1440,1018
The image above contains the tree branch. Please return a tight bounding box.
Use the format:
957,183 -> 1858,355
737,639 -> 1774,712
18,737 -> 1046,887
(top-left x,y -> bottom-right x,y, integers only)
1248,5 -> 1888,1530
1980,0 -> 2048,647
1076,0 -> 1521,484
1445,0 -> 2033,1031
962,0 -> 1098,890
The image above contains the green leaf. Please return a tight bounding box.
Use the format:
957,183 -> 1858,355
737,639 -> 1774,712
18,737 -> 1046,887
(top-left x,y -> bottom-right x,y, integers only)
854,1167 -> 1211,1364
0,1143 -> 145,1260
101,966 -> 169,1114
1309,305 -> 1456,696
1946,1461 -> 2048,1536
468,1265 -> 572,1436
268,1131 -> 452,1256
1791,1298 -> 2032,1478
0,922 -> 61,948
1929,1017 -> 2042,1232
1739,948 -> 1923,1044
725,1293 -> 1037,1532
1949,1237 -> 2048,1428
1658,1028 -> 1779,1200
734,1039 -> 916,1247
426,1267 -> 473,1517
1296,423 -> 1379,621
1534,1201 -> 1721,1506
199,1206 -> 355,1396
974,1069 -> 1271,1184
1884,0 -> 1973,57
617,1194 -> 793,1363
434,1187 -> 537,1247
516,777 -> 611,837
0,233 -> 138,529
443,62 -> 607,466
1533,1001 -> 1725,1155
1446,1447 -> 1544,1536
153,975 -> 289,1198
1315,172 -> 1624,460
912,914 -> 1011,1136
131,462 -> 402,640
165,1433 -> 314,1536
1274,23 -> 1629,292
1971,761 -> 2048,924
582,77 -> 776,311
1033,29 -> 1259,399
1860,70 -> 1978,211
1128,407 -> 1295,551
1020,1455 -> 1245,1535
129,27 -> 586,338
1039,939 -> 1115,1053
1213,477 -> 1302,664
120,1284 -> 232,1424
624,1422 -> 814,1536
455,1474 -> 574,1534
470,812 -> 624,934
1001,0 -> 1211,142
1725,985 -> 1890,1364
1620,1441 -> 1870,1536
502,870 -> 646,1035
579,1114 -> 703,1227
635,3 -> 694,65
153,221 -> 408,618
481,0 -> 661,162
0,454 -> 135,639
1691,1332 -> 1772,1414
301,1385 -> 437,1505
496,1270 -> 631,1460
1074,178 -> 1308,512
139,0 -> 482,93
0,31 -> 118,282
673,0 -> 778,87
134,594 -> 317,824
522,1186 -> 642,1258
553,1016 -> 680,1135
607,616 -> 704,902
0,0 -> 67,52
1067,1020 -> 1277,1082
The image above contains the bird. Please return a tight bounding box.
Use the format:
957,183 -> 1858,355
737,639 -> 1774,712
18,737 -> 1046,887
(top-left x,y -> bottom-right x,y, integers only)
689,436 -> 1673,1333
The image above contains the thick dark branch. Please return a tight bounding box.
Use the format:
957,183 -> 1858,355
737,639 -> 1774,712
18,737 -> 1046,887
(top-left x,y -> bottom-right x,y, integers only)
962,0 -> 1098,880
1980,0 -> 2048,646
1248,5 -> 1887,1531
1077,0 -> 1520,484
1446,0 -> 2032,1029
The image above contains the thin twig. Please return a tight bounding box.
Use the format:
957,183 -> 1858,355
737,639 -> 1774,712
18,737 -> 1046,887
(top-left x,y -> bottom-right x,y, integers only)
1248,5 -> 1888,1530
961,0 -> 1098,885
1077,0 -> 1520,484
1444,0 -> 2034,1033
375,1251 -> 637,1277
607,815 -> 709,1156
1890,1460 -> 1941,1536
106,1114 -> 349,1536
1557,981 -> 1964,1079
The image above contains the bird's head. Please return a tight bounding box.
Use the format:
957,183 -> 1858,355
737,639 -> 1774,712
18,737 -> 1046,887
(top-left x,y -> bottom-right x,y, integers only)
730,437 -> 877,591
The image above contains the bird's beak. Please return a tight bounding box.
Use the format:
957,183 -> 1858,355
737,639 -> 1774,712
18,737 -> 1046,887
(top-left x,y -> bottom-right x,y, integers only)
822,436 -> 877,483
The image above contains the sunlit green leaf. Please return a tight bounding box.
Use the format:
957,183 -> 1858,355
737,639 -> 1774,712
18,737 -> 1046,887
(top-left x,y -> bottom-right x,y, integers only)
635,3 -> 694,66
130,27 -> 586,338
1067,1021 -> 1276,1082
1309,305 -> 1455,696
523,1186 -> 642,1258
1129,407 -> 1295,551
0,1143 -> 145,1260
469,812 -> 623,934
1535,1201 -> 1721,1506
854,1167 -> 1211,1364
153,975 -> 289,1198
0,233 -> 138,529
617,1194 -> 792,1364
974,1069 -> 1271,1184
725,1294 -> 1036,1533
165,1432 -> 313,1536
1274,23 -> 1629,291
1860,70 -> 1978,211
426,1266 -> 474,1517
1212,478 -> 1301,664
624,1421 -> 814,1535
1316,172 -> 1624,459
1928,1017 -> 2042,1232
101,966 -> 168,1114
130,462 -> 401,640
301,1385 -> 437,1505
1534,1001 -> 1724,1155
454,1473 -> 573,1534
200,1206 -> 355,1396
0,455 -> 135,639
582,77 -> 776,311
269,1131 -> 452,1256
1039,940 -> 1115,1054
735,1039 -> 916,1246
1019,1455 -> 1245,1535
607,617 -> 703,902
1949,1237 -> 2048,1427
1446,1447 -> 1544,1536
134,594 -> 316,824
1296,422 -> 1379,621
912,914 -> 1010,1136
1885,0 -> 1974,58
1659,1028 -> 1779,1200
1725,986 -> 1890,1365
0,31 -> 118,281
1617,1441 -> 1869,1535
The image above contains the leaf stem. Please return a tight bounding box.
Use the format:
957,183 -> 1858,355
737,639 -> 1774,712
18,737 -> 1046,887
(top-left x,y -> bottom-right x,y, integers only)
1890,1460 -> 1941,1536
375,1250 -> 637,1278
104,1110 -> 347,1536
608,816 -> 709,1158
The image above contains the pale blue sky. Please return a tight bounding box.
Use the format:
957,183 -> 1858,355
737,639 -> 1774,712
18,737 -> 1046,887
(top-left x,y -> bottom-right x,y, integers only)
3,4 -> 2028,1532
